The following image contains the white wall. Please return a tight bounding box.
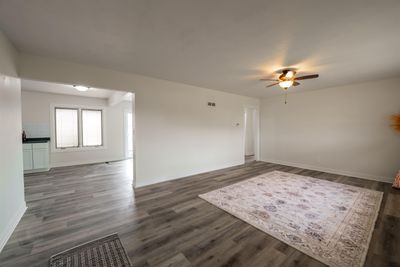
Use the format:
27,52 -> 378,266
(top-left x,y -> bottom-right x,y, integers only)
260,78 -> 400,182
17,54 -> 259,187
21,90 -> 132,167
0,32 -> 26,252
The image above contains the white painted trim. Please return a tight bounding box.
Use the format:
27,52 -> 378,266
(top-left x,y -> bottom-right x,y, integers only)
130,96 -> 136,188
24,167 -> 50,174
0,202 -> 26,253
49,103 -> 108,153
50,157 -> 126,168
123,109 -> 133,159
260,158 -> 393,183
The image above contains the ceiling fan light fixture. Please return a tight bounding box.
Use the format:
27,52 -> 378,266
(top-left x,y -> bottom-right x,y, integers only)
279,80 -> 294,89
285,70 -> 295,78
73,85 -> 90,92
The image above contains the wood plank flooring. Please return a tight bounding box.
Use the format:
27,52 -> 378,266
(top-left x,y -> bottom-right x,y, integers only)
0,160 -> 399,267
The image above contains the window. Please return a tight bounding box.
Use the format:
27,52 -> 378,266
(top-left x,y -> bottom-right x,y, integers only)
53,106 -> 105,150
82,109 -> 103,147
55,108 -> 79,148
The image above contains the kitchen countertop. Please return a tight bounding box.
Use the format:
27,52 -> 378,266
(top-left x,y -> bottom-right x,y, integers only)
23,137 -> 50,144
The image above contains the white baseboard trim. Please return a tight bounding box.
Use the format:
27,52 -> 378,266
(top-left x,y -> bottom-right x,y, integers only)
260,158 -> 393,183
51,158 -> 126,168
24,167 -> 50,174
0,202 -> 27,253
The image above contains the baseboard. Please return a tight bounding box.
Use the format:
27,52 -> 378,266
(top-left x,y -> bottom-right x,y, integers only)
51,158 -> 126,168
24,167 -> 50,174
260,158 -> 393,183
0,202 -> 27,252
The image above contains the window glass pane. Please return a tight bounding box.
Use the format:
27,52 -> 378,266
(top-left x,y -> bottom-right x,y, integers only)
55,108 -> 79,148
82,109 -> 103,146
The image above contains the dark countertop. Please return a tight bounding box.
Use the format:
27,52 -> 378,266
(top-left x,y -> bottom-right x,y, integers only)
23,137 -> 50,144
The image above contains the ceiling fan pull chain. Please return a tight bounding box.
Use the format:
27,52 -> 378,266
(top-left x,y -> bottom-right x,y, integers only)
284,91 -> 288,104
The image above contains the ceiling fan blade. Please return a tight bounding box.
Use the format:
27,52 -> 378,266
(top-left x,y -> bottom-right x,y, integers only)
293,81 -> 300,86
294,74 -> 319,80
260,78 -> 279,81
266,82 -> 279,88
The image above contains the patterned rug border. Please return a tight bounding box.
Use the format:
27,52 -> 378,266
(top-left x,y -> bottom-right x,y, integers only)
198,170 -> 383,267
49,233 -> 132,267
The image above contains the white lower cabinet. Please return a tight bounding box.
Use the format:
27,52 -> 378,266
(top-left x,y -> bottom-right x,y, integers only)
23,142 -> 50,173
33,149 -> 49,169
23,149 -> 33,170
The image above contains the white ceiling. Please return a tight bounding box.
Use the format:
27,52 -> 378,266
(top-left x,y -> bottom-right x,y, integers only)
1,0 -> 400,98
22,79 -> 132,102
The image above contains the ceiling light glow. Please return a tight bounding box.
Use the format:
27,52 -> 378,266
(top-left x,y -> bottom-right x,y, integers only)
74,85 -> 90,92
285,71 -> 294,78
279,80 -> 294,89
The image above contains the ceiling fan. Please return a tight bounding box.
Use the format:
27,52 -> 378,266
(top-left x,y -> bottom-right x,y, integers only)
260,69 -> 319,104
260,69 -> 319,90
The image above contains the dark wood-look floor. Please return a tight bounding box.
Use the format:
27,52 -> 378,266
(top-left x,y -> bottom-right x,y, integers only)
0,160 -> 399,267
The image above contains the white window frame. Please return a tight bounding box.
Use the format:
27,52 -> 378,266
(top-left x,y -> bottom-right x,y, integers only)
54,107 -> 80,149
50,104 -> 107,153
81,108 -> 104,147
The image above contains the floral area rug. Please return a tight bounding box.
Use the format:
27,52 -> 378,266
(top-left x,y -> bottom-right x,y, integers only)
199,171 -> 383,267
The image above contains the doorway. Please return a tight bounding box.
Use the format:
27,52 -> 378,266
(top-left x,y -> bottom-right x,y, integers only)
124,110 -> 133,159
19,78 -> 136,187
244,107 -> 259,163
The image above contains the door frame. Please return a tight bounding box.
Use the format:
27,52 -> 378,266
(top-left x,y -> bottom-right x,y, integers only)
123,99 -> 136,188
123,108 -> 133,159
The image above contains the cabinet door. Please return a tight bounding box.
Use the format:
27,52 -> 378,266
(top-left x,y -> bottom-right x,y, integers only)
23,150 -> 33,170
33,149 -> 49,169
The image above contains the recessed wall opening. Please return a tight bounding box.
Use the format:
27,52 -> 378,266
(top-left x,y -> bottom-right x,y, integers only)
244,106 -> 259,163
20,78 -> 136,185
